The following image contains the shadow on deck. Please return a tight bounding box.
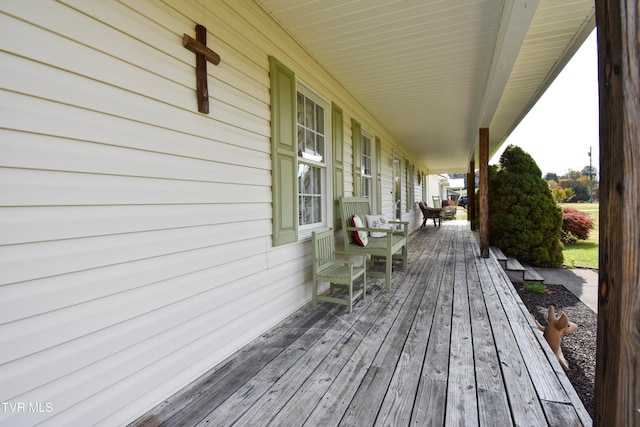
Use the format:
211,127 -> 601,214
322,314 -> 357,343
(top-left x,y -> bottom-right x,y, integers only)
131,221 -> 591,427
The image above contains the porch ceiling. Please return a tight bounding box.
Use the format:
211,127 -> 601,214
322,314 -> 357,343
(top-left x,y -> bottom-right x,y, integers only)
255,0 -> 594,173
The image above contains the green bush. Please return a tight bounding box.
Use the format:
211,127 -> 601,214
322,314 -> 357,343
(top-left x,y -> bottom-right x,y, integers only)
560,229 -> 578,245
488,145 -> 564,267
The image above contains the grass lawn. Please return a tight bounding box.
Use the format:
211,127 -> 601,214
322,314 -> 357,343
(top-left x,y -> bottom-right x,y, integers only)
559,203 -> 599,269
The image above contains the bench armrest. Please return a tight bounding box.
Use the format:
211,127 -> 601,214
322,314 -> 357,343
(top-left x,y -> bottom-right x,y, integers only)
316,258 -> 353,266
345,226 -> 393,234
387,220 -> 409,236
387,220 -> 409,225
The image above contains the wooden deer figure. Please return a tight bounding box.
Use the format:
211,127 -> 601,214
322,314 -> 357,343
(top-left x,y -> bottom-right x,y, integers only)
534,305 -> 578,371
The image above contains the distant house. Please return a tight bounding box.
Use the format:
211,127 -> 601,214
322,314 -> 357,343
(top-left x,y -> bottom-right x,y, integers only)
446,178 -> 466,203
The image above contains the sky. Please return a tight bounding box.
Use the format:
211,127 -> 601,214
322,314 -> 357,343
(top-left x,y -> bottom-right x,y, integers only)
491,29 -> 599,178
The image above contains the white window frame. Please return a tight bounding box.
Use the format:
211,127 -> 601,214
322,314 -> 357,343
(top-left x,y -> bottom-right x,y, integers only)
361,129 -> 374,204
296,82 -> 332,238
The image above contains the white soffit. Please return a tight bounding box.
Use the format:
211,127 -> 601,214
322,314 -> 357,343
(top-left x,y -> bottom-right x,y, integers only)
256,0 -> 595,173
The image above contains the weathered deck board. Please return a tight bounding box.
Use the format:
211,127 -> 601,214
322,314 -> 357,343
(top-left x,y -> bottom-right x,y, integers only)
331,226 -> 448,426
130,222 -> 592,427
410,232 -> 455,425
138,305 -> 343,426
464,236 -> 512,426
446,233 -> 478,426
486,249 -> 592,426
373,231 -> 447,426
471,240 -> 548,425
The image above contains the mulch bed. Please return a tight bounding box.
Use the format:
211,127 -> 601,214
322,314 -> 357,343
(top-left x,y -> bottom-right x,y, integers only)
513,283 -> 596,419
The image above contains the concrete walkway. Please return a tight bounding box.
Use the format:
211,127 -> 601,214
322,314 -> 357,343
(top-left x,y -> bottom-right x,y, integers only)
534,267 -> 599,313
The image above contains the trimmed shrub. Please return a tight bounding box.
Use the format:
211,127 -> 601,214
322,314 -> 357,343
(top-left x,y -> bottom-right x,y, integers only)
560,230 -> 578,245
488,145 -> 564,268
562,207 -> 594,243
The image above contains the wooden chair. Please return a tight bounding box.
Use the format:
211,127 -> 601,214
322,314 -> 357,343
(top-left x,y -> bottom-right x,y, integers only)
432,195 -> 441,208
312,229 -> 366,313
442,205 -> 457,220
418,201 -> 442,227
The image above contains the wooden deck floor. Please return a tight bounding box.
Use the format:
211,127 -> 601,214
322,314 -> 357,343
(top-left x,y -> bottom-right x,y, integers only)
131,222 -> 592,427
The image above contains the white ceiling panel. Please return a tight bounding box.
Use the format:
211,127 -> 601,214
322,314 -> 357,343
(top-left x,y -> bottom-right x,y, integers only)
256,0 -> 595,173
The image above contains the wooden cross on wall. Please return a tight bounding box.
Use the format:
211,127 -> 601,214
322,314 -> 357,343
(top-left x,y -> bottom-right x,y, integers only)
183,24 -> 221,114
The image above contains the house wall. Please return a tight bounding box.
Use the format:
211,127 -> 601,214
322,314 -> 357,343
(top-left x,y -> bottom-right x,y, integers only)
0,0 -> 427,425
424,174 -> 445,207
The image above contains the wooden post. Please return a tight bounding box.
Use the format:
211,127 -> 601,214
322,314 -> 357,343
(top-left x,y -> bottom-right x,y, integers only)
595,0 -> 640,425
479,129 -> 489,258
468,159 -> 475,229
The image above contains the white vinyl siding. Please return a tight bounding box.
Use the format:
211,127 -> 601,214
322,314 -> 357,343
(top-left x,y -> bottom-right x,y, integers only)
0,1 -> 427,425
1,2 -> 279,425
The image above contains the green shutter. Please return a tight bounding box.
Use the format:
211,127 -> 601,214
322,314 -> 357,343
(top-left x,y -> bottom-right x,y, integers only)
269,56 -> 297,246
375,136 -> 382,214
405,159 -> 410,211
332,103 -> 344,230
406,161 -> 415,211
351,118 -> 362,196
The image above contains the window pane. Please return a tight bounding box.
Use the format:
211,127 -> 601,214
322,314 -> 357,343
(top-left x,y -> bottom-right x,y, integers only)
297,93 -> 304,126
315,105 -> 324,132
298,164 -> 311,193
298,165 -> 322,225
362,138 -> 371,155
305,98 -> 315,129
299,196 -> 310,224
362,178 -> 371,198
363,156 -> 371,176
316,135 -> 324,161
297,126 -> 304,157
312,195 -> 322,222
313,165 -> 322,193
297,92 -> 326,163
305,130 -> 314,158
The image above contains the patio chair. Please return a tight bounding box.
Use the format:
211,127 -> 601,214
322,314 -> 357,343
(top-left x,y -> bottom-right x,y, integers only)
312,229 -> 366,313
443,205 -> 457,220
418,201 -> 442,227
